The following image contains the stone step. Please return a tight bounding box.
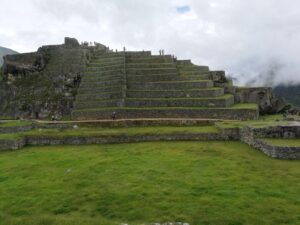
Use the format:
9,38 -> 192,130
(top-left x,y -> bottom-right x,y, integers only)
177,64 -> 209,69
125,95 -> 234,107
126,56 -> 174,63
83,69 -> 125,76
48,57 -> 83,63
76,92 -> 123,101
127,74 -> 179,82
128,80 -> 214,90
178,70 -> 212,76
125,51 -> 152,57
126,68 -> 177,75
80,79 -> 124,88
92,52 -> 125,58
126,63 -> 175,69
82,74 -> 124,82
91,56 -> 124,64
126,88 -> 224,98
78,86 -> 123,94
85,64 -> 124,72
72,106 -> 259,121
88,60 -> 125,67
178,67 -> 210,73
74,99 -> 123,110
179,74 -> 211,80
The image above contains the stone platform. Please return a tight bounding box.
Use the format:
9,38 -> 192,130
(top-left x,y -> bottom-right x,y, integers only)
72,50 -> 259,120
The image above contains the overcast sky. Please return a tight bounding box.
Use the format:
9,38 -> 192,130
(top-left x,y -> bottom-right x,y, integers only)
1,0 -> 300,86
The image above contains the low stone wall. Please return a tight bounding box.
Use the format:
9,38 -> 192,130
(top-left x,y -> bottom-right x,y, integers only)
0,133 -> 226,151
254,125 -> 300,138
35,119 -> 217,128
240,126 -> 300,159
217,127 -> 240,140
0,138 -> 26,150
73,108 -> 259,121
0,125 -> 33,134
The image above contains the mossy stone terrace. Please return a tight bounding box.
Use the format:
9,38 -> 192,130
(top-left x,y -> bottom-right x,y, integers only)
72,49 -> 258,120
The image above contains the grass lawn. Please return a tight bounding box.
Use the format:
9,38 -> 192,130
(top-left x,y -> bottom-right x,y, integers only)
0,141 -> 299,225
261,138 -> 300,147
0,120 -> 32,127
0,125 -> 218,140
216,114 -> 285,128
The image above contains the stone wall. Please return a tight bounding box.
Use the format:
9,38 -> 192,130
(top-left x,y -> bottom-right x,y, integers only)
73,108 -> 259,121
0,125 -> 33,134
240,126 -> 300,159
253,125 -> 300,138
0,38 -> 107,119
0,133 -> 226,151
235,87 -> 289,114
0,138 -> 26,150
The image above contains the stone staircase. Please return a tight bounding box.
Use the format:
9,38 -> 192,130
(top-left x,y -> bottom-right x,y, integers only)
72,51 -> 258,120
74,51 -> 126,110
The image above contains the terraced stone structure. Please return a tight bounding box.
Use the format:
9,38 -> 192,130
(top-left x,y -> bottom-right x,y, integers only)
0,37 -> 286,120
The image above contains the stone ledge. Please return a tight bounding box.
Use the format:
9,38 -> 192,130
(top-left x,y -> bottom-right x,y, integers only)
0,125 -> 33,134
0,133 -> 226,151
72,108 -> 259,121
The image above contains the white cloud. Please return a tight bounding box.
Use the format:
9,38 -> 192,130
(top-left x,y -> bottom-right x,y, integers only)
0,0 -> 300,86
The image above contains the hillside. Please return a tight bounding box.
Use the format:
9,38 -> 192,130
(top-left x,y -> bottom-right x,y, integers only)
273,84 -> 300,106
0,46 -> 18,66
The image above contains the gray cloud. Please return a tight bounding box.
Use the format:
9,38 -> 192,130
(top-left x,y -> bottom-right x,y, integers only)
1,0 -> 300,86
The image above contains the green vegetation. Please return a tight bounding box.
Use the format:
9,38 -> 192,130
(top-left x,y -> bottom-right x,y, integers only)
128,87 -> 221,92
126,94 -> 233,100
0,120 -> 32,127
216,114 -> 285,128
229,103 -> 258,109
74,103 -> 258,112
261,138 -> 300,147
274,85 -> 300,106
0,125 -> 218,141
0,141 -> 299,225
151,80 -> 211,83
0,133 -> 22,140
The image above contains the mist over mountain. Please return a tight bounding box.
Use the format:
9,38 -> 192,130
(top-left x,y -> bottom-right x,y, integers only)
273,85 -> 300,106
0,46 -> 18,66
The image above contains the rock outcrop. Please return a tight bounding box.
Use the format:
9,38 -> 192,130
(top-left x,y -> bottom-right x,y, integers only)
0,37 -> 107,119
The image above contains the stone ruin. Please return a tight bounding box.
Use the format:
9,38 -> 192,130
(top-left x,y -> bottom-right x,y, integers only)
0,37 -> 298,120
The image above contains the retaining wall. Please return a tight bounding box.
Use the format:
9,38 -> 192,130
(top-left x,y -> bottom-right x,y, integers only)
240,126 -> 300,159
0,125 -> 33,134
0,133 -> 226,151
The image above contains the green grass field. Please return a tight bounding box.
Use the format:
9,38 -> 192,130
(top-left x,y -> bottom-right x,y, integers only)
0,120 -> 32,127
261,138 -> 300,147
0,126 -> 218,140
0,141 -> 299,225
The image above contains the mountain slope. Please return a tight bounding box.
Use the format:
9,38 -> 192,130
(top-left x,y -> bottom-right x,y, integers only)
273,85 -> 300,106
0,46 -> 18,66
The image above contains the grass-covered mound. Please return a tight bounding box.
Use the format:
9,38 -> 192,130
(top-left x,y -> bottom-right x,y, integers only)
0,141 -> 299,225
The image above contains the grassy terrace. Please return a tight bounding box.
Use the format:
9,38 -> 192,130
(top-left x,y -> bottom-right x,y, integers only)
149,80 -> 211,83
216,114 -> 284,128
128,87 -> 222,91
261,138 -> 300,147
0,120 -> 32,127
0,126 -> 219,140
75,95 -> 234,103
74,103 -> 258,112
0,141 -> 299,225
126,94 -> 233,100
